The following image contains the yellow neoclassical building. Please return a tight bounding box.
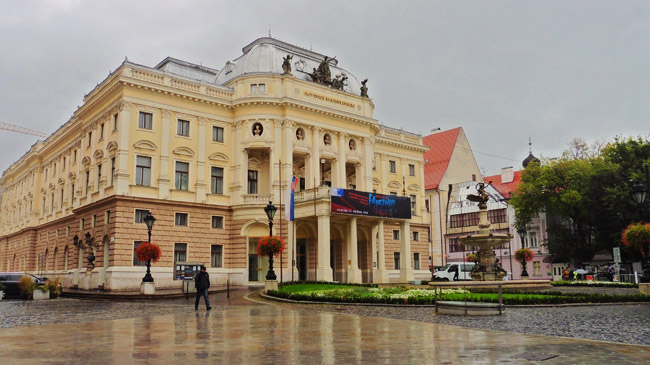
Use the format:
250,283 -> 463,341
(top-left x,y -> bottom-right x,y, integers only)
0,38 -> 430,290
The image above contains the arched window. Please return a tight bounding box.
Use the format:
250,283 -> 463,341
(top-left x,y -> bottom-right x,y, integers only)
64,246 -> 69,271
44,249 -> 49,272
53,247 -> 59,271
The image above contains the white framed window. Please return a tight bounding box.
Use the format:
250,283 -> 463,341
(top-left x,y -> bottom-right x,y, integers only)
394,252 -> 400,270
174,243 -> 187,266
412,231 -> 419,241
99,123 -> 104,139
133,241 -> 146,266
212,126 -> 224,142
136,156 -> 151,186
134,209 -> 149,223
175,162 -> 189,190
393,230 -> 400,240
177,119 -> 190,137
211,167 -> 224,194
211,244 -> 223,267
139,112 -> 153,130
211,216 -> 224,229
251,83 -> 265,93
414,253 -> 420,270
409,164 -> 415,176
389,160 -> 396,173
175,212 -> 188,226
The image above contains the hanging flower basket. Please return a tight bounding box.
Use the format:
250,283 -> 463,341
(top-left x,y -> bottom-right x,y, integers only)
514,248 -> 534,264
258,236 -> 285,257
465,253 -> 478,263
135,242 -> 162,263
622,223 -> 650,255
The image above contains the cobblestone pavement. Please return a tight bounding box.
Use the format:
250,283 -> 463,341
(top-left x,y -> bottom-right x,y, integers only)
1,296 -> 650,364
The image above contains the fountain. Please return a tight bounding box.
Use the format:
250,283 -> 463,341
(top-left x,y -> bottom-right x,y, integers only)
459,183 -> 510,281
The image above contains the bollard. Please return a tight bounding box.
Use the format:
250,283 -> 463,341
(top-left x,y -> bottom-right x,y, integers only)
227,278 -> 230,298
434,285 -> 438,314
498,284 -> 503,315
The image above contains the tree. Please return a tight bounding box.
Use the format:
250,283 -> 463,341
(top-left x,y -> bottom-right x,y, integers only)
511,136 -> 650,264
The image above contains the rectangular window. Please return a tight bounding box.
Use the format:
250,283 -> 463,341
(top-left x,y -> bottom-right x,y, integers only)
211,245 -> 223,267
139,112 -> 153,130
73,150 -> 77,164
80,218 -> 85,230
528,231 -> 538,248
472,174 -> 477,182
251,83 -> 266,93
449,238 -> 464,253
53,163 -> 56,175
211,167 -> 224,194
51,193 -> 54,213
71,184 -> 75,204
392,230 -> 400,240
85,170 -> 90,194
66,226 -> 70,236
412,231 -> 419,241
60,189 -> 64,208
99,123 -> 104,139
105,210 -> 111,224
410,195 -> 416,214
92,214 -> 97,227
110,157 -> 115,186
394,252 -> 400,270
174,243 -> 187,266
409,164 -> 415,176
97,164 -> 102,189
425,199 -> 430,212
248,170 -> 258,194
414,253 -> 420,270
133,241 -> 146,266
113,113 -> 118,131
211,216 -> 224,229
389,160 -> 396,173
175,162 -> 189,190
212,126 -> 224,142
175,212 -> 188,226
134,209 -> 149,223
487,209 -> 507,224
533,261 -> 541,276
136,156 -> 152,186
88,132 -> 92,147
177,119 -> 190,137
62,157 -> 66,171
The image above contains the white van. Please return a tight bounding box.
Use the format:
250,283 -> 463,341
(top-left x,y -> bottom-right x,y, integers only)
433,263 -> 475,281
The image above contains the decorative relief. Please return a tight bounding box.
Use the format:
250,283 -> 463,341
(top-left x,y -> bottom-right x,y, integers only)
252,122 -> 264,137
408,184 -> 420,191
68,172 -> 76,180
172,146 -> 195,157
93,150 -> 104,161
208,152 -> 229,162
81,156 -> 91,167
133,140 -> 157,151
388,181 -> 401,189
106,141 -> 118,152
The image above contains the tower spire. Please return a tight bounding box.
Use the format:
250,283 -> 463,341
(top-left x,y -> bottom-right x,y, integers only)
528,136 -> 532,154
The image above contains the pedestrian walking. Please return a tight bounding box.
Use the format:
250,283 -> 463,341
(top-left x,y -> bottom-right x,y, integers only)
195,265 -> 212,310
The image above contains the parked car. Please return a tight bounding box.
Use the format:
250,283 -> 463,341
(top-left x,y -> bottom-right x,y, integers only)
0,272 -> 47,298
433,263 -> 475,281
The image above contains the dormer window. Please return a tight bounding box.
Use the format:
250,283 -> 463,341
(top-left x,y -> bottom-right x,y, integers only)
251,83 -> 265,94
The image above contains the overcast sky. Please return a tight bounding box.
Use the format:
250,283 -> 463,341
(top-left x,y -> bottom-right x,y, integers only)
1,0 -> 649,178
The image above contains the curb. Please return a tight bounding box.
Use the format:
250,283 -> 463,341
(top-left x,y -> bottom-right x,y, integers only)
62,288 -> 228,301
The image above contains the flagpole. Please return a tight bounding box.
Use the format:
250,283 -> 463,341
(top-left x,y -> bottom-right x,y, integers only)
279,159 -> 283,286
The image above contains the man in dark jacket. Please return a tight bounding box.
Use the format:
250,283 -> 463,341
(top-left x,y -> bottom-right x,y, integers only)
194,266 -> 211,310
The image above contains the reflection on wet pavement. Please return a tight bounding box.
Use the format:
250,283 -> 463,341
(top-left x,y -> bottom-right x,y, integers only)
1,302 -> 649,364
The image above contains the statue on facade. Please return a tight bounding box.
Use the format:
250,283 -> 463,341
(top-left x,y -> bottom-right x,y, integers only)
331,73 -> 348,90
323,134 -> 331,145
296,128 -> 304,140
467,182 -> 491,210
360,79 -> 369,97
309,56 -> 336,85
253,123 -> 263,136
282,54 -> 293,75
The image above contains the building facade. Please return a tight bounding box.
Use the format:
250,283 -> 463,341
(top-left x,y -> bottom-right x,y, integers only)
0,38 -> 430,290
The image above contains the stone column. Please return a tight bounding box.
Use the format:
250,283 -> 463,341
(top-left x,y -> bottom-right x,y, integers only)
362,137 -> 374,191
310,127 -> 321,188
375,220 -> 388,283
400,221 -> 414,282
371,224 -> 378,283
241,149 -> 249,197
114,102 -> 131,195
316,215 -> 333,281
379,154 -> 388,194
196,117 -> 207,202
158,110 -> 171,199
337,132 -> 347,188
346,217 -> 362,283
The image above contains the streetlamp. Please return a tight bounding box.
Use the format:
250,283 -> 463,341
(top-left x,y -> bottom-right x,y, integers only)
264,201 -> 278,280
517,228 -> 529,277
630,163 -> 650,282
142,211 -> 156,283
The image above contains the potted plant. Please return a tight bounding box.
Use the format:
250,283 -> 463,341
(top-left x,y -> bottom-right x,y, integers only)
515,248 -> 535,279
258,236 -> 285,290
46,278 -> 62,299
622,222 -> 650,286
136,242 -> 161,294
18,276 -> 36,299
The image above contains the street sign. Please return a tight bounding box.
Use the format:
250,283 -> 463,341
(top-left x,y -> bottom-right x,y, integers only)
613,247 -> 621,263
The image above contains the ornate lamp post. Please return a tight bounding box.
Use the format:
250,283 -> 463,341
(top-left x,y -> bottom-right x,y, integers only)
142,211 -> 157,283
630,163 -> 650,282
264,201 -> 278,280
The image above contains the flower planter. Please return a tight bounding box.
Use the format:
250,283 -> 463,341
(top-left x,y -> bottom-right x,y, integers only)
140,282 -> 155,295
33,289 -> 50,300
640,283 -> 650,295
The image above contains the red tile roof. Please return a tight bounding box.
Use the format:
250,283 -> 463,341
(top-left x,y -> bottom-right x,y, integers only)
484,170 -> 522,198
423,128 -> 461,190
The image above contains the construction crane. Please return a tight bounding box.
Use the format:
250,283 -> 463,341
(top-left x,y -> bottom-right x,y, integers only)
0,122 -> 48,138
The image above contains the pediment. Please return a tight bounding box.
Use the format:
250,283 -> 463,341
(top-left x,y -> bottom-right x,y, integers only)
372,178 -> 381,185
208,152 -> 229,162
106,141 -> 118,152
249,157 -> 262,165
40,188 -> 47,194
93,149 -> 104,160
133,140 -> 157,151
68,172 -> 76,180
408,184 -> 420,191
388,181 -> 401,189
58,178 -> 65,186
173,146 -> 195,157
48,183 -> 55,190
81,156 -> 92,166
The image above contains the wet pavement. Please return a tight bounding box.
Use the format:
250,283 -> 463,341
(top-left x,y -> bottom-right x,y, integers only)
1,289 -> 649,364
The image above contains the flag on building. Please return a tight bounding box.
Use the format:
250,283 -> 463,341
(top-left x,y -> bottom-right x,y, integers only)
285,176 -> 297,221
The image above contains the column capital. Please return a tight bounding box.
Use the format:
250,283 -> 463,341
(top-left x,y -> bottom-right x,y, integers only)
161,109 -> 171,118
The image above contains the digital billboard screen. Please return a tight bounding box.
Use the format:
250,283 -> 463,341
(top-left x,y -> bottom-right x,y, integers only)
331,188 -> 411,219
